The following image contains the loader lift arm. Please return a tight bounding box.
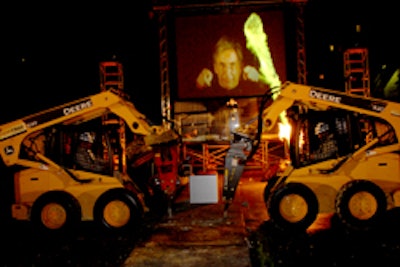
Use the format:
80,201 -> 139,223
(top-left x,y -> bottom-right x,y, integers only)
0,89 -> 179,168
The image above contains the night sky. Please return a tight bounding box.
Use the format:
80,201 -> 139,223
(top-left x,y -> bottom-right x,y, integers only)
2,2 -> 158,123
2,1 -> 398,124
304,0 -> 399,92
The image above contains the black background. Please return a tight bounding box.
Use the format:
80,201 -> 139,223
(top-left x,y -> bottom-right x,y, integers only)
1,0 -> 398,123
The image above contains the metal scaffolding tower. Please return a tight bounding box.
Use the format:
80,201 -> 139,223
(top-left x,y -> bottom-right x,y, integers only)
99,61 -> 124,92
292,0 -> 308,84
157,12 -> 172,124
99,61 -> 127,173
344,48 -> 370,97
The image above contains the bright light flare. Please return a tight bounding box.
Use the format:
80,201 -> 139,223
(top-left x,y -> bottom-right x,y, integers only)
278,122 -> 291,142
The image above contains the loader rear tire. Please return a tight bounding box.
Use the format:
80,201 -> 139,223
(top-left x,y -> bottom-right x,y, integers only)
335,180 -> 387,231
31,191 -> 81,237
93,188 -> 143,237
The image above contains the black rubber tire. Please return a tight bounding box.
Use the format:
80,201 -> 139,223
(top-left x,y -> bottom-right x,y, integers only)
267,182 -> 318,233
263,175 -> 279,207
93,188 -> 143,236
335,179 -> 387,231
30,191 -> 81,237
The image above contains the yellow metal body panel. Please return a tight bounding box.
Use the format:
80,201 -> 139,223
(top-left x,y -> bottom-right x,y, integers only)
14,167 -> 124,220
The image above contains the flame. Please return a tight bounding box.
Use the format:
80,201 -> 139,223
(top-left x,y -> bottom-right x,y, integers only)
278,122 -> 291,142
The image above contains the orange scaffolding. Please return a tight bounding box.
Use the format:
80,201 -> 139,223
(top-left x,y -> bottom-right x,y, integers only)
99,61 -> 127,172
344,48 -> 370,97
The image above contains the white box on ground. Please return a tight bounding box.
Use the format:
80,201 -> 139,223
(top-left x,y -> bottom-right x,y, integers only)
189,174 -> 219,204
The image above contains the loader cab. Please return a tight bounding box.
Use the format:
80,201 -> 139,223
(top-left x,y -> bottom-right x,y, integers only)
289,108 -> 398,168
21,117 -> 119,176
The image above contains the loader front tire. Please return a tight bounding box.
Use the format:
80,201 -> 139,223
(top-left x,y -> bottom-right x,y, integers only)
267,182 -> 318,233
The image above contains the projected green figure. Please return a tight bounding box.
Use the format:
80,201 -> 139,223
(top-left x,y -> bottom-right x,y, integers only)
244,12 -> 288,126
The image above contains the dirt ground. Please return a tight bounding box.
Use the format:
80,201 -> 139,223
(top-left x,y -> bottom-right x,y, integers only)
121,173 -> 267,267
